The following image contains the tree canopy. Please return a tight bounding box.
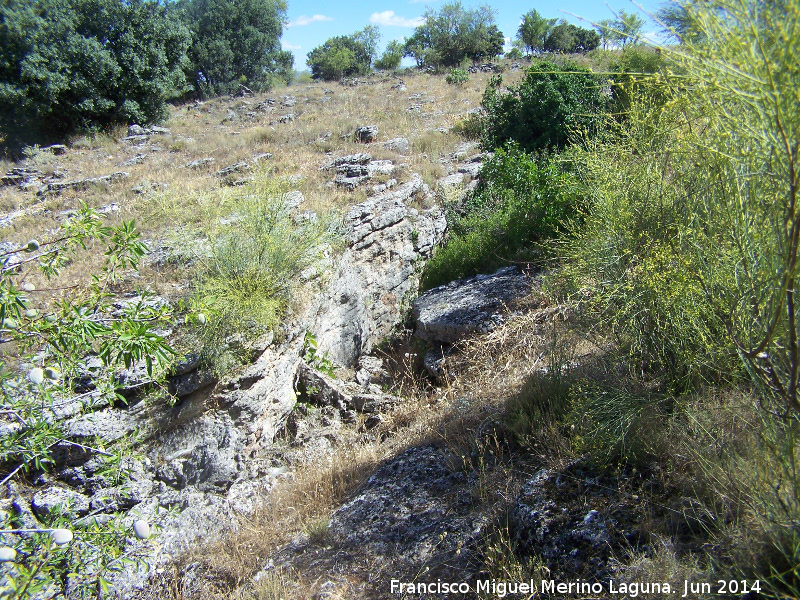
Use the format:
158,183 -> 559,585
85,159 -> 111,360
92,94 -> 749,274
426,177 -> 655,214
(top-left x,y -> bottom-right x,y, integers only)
0,0 -> 190,142
403,2 -> 504,68
307,26 -> 381,81
176,0 -> 293,96
517,10 -> 556,54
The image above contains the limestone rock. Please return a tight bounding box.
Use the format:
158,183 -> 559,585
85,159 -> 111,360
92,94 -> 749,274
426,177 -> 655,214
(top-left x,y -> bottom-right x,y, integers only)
382,137 -> 410,155
412,266 -> 534,344
355,125 -> 378,143
312,175 -> 446,366
32,486 -> 90,518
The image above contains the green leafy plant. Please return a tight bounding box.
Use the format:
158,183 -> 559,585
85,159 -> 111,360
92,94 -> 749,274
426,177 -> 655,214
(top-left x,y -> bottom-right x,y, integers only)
302,332 -> 335,377
421,143 -> 580,289
445,68 -> 469,86
0,205 -> 171,596
480,61 -> 607,152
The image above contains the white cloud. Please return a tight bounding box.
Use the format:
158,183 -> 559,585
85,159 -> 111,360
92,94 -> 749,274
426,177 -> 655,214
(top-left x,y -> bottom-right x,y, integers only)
287,14 -> 333,28
282,42 -> 302,50
369,11 -> 424,27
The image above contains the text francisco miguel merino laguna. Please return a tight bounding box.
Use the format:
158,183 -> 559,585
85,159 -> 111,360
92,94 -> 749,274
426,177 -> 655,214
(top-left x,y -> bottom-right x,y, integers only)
390,578 -> 761,597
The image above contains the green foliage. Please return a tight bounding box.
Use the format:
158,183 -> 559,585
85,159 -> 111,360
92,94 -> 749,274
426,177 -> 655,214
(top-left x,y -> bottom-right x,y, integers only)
445,68 -> 469,86
302,332 -> 335,377
504,47 -> 523,60
542,20 -> 600,54
517,9 -> 556,54
421,143 -> 579,290
403,2 -> 504,69
307,26 -> 380,81
606,9 -> 645,47
0,0 -> 190,143
480,61 -> 607,152
176,0 -> 293,96
374,40 -> 404,71
194,184 -> 339,373
0,207 -> 170,596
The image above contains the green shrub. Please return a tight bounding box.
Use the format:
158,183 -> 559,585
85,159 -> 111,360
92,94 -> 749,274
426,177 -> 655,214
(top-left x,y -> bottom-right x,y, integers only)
375,40 -> 403,71
480,61 -> 607,152
421,143 -> 579,290
194,183 -> 339,373
0,0 -> 190,141
175,0 -> 293,96
445,68 -> 470,86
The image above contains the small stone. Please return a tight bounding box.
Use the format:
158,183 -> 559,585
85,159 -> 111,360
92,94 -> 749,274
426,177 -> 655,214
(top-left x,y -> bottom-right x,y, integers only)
0,547 -> 16,562
133,520 -> 151,540
25,309 -> 38,318
29,368 -> 44,384
26,240 -> 39,252
44,367 -> 60,381
50,528 -> 73,546
21,282 -> 34,291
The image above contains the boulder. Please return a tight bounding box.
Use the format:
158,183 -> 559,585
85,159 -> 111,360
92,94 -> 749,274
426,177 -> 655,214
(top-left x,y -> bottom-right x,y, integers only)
355,125 -> 378,143
412,266 -> 534,344
184,158 -> 215,169
382,137 -> 410,155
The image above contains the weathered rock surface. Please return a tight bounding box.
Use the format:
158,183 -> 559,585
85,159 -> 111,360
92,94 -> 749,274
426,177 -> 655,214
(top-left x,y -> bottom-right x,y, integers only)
382,137 -> 410,155
355,125 -> 378,143
313,175 -> 445,366
32,486 -> 91,518
412,266 -> 535,344
39,171 -> 129,195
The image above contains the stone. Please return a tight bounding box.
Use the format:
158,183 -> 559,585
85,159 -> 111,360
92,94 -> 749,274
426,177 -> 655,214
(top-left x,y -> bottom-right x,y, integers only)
279,113 -> 295,123
412,266 -> 535,344
39,172 -> 129,195
325,445 -> 485,576
296,361 -> 401,415
153,414 -> 242,493
32,487 -> 90,518
216,162 -> 250,177
66,408 -> 139,442
184,158 -> 215,169
43,144 -> 67,155
437,172 -> 465,191
382,137 -> 410,155
128,124 -> 147,136
312,175 -> 446,366
169,370 -> 217,398
283,190 -> 304,212
457,162 -> 482,177
120,154 -> 148,167
321,153 -> 372,170
355,125 -> 378,143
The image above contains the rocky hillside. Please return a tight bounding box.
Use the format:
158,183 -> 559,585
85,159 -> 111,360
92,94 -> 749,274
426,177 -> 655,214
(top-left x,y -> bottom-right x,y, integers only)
1,60 -> 769,600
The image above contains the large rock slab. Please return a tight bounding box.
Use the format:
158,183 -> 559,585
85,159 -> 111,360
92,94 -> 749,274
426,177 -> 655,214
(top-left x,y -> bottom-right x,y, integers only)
312,175 -> 445,366
412,266 -> 534,344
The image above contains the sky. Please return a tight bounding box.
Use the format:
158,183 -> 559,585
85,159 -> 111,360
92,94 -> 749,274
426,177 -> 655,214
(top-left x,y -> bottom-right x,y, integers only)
281,0 -> 667,71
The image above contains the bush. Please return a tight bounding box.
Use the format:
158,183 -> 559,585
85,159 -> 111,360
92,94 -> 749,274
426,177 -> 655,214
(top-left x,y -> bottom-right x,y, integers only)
445,68 -> 469,86
194,182 -> 339,373
375,40 -> 403,71
0,0 -> 190,143
307,26 -> 379,81
481,61 -> 607,153
421,143 -> 579,290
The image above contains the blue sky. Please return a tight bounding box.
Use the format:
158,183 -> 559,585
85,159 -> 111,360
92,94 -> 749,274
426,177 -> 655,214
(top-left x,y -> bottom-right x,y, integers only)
281,0 -> 667,70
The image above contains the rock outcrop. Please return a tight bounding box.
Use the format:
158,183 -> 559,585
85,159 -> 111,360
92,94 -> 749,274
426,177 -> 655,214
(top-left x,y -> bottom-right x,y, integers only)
313,175 -> 445,366
412,266 -> 535,344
